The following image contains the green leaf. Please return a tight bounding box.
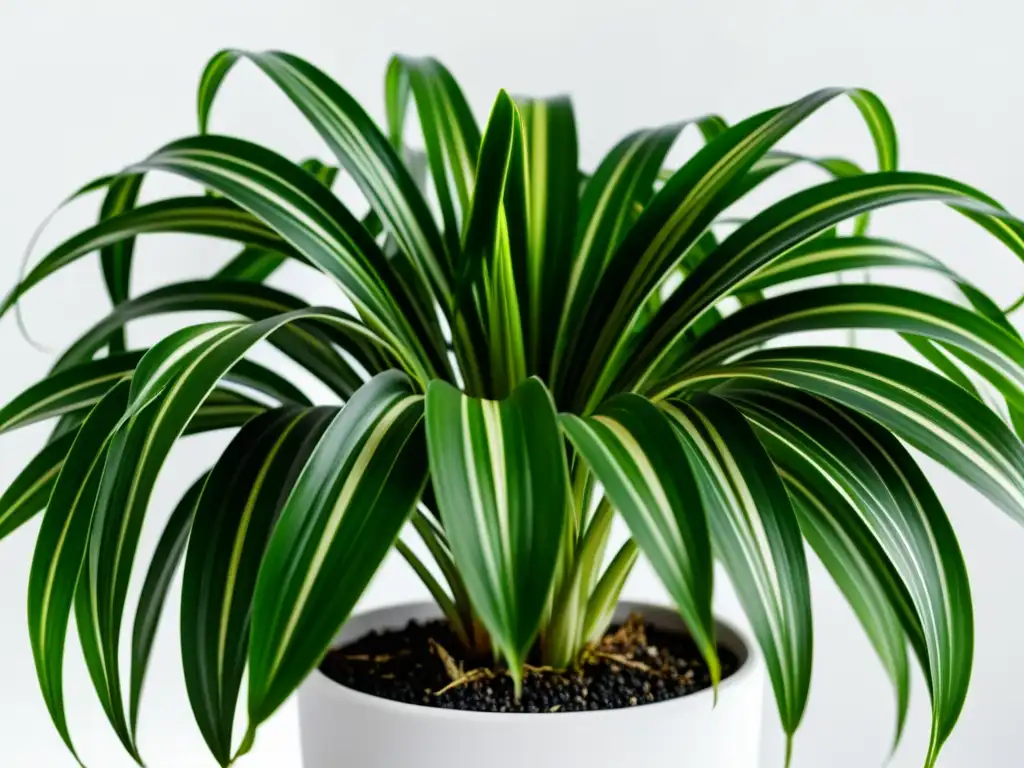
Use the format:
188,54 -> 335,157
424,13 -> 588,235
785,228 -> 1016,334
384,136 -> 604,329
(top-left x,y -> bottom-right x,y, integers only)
727,386 -> 970,766
666,346 -> 1024,523
626,172 -> 1024,392
552,117 -> 722,398
128,472 -> 207,740
582,539 -> 639,645
562,88 -> 893,410
386,56 -> 481,257
457,90 -> 528,398
247,372 -> 427,729
1,196 -> 295,319
199,50 -> 452,308
661,393 -> 812,748
53,279 -> 379,398
28,380 -> 131,763
0,429 -> 78,542
133,134 -> 448,383
215,157 -> 341,284
660,284 -> 1024,412
786,475 -> 912,752
71,309 -> 384,753
425,377 -> 569,688
98,173 -> 144,351
516,96 -> 579,379
560,394 -> 718,682
0,352 -> 142,435
182,406 -> 335,764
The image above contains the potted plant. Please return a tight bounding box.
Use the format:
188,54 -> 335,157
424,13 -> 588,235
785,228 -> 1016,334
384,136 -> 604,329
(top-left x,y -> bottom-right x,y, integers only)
4,48 -> 1024,768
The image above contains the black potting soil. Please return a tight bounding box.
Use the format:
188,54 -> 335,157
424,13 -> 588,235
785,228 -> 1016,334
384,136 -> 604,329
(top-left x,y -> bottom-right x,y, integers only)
319,614 -> 739,714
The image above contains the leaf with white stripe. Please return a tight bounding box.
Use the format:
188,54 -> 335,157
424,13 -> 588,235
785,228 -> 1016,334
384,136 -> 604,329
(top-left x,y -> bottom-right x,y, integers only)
626,172 -> 1024,391
199,50 -> 452,308
552,118 -> 721,397
727,386 -> 970,766
1,196 -> 295,319
560,394 -> 718,681
661,393 -> 812,754
0,429 -> 79,542
660,284 -> 1024,412
216,157 -> 340,284
128,472 -> 208,740
28,381 -> 131,763
72,309 -> 398,752
516,96 -> 578,378
247,372 -> 427,731
425,377 -> 570,688
97,173 -> 145,351
386,56 -> 480,256
182,406 -> 335,765
132,133 -> 448,382
666,346 -> 1024,523
563,87 -> 894,410
53,279 -> 379,397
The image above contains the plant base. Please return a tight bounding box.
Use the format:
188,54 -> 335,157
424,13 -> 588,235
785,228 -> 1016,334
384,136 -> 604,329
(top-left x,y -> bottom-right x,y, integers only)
299,601 -> 765,768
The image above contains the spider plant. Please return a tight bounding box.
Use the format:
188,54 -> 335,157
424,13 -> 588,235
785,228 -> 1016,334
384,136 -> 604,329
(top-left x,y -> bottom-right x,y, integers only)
4,49 -> 1024,768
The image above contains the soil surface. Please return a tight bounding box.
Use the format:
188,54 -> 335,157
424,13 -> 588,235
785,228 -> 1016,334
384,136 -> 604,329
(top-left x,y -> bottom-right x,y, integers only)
319,614 -> 739,714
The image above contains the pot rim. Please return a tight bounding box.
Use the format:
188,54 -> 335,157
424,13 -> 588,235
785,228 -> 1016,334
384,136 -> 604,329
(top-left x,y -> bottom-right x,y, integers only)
301,600 -> 762,722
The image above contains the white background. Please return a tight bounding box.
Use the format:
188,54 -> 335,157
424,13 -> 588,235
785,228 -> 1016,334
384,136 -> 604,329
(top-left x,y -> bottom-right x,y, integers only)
2,1 -> 1024,766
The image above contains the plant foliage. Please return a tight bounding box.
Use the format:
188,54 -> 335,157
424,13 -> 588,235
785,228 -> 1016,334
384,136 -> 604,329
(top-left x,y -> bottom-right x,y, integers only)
4,49 -> 1024,767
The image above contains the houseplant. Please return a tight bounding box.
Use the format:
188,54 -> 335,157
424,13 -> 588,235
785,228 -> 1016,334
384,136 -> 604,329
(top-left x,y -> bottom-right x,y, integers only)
4,48 -> 1024,768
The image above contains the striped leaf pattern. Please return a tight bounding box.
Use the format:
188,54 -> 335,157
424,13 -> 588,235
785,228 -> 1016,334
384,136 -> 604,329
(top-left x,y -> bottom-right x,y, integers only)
425,378 -> 570,687
2,196 -> 295,319
248,373 -> 427,729
626,172 -> 1024,392
8,50 -> 1024,768
560,395 -> 718,681
726,386 -> 969,765
661,393 -> 813,752
182,406 -> 335,764
669,347 -> 1024,521
27,381 -> 131,762
97,173 -> 145,351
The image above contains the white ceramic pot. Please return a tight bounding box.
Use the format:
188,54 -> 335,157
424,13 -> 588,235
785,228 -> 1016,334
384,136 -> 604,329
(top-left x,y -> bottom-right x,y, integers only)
299,601 -> 765,768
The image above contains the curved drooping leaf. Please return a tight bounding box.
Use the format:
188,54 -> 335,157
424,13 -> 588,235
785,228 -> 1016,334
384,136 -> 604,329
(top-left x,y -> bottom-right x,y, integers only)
0,429 -> 79,542
247,372 -> 427,732
563,87 -> 895,410
425,377 -> 569,688
552,117 -> 723,396
182,406 -> 335,765
215,157 -> 341,284
386,55 -> 481,256
0,349 -> 308,440
28,381 -> 131,762
1,196 -> 296,319
727,386 -> 970,766
657,284 -> 1024,412
661,393 -> 812,751
52,279 -> 383,397
131,134 -> 449,382
128,472 -> 208,740
199,50 -> 452,310
560,394 -> 718,681
71,309 -> 395,753
625,173 -> 1024,392
784,473 -> 912,751
97,173 -> 145,351
665,347 -> 1024,523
